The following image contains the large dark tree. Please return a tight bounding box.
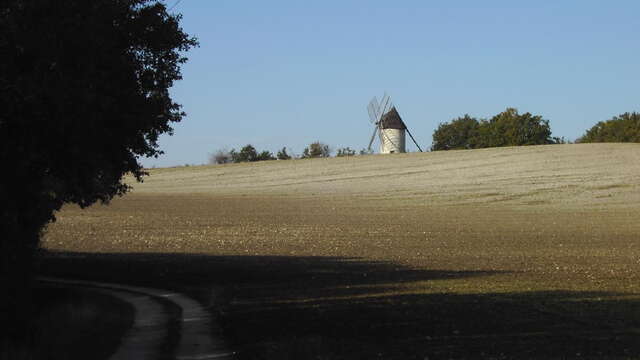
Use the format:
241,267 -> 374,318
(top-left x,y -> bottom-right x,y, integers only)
0,0 -> 196,351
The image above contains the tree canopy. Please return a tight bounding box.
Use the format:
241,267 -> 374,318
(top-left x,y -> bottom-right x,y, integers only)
431,108 -> 556,151
578,112 -> 640,143
0,0 -> 197,341
431,115 -> 480,151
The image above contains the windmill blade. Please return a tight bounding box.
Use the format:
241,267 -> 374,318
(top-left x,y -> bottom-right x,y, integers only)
378,93 -> 391,121
367,125 -> 378,151
378,99 -> 393,128
405,127 -> 423,152
367,97 -> 379,124
379,93 -> 390,112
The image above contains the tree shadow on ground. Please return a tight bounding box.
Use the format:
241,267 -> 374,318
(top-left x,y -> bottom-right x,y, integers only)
39,251 -> 640,359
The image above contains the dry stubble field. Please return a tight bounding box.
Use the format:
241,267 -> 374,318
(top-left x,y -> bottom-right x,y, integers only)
41,143 -> 640,359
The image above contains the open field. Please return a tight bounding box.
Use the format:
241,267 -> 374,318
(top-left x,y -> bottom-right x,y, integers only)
41,143 -> 640,359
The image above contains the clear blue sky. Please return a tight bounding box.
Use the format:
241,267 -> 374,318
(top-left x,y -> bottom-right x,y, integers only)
145,0 -> 639,167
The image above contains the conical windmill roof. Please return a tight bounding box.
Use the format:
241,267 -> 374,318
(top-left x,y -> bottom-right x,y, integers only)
379,107 -> 406,129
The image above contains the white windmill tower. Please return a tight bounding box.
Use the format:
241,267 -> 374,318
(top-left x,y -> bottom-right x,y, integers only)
366,93 -> 423,154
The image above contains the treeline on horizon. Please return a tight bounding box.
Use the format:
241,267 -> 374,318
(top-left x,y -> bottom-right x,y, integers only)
209,142 -> 363,165
209,108 -> 640,165
431,108 -> 640,151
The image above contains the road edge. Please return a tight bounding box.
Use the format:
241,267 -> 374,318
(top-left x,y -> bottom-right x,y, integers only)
38,277 -> 235,360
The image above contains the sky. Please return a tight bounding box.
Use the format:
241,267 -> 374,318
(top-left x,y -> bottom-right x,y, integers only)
145,0 -> 640,167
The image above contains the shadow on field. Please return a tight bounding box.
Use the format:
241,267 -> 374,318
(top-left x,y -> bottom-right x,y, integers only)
39,251 -> 640,360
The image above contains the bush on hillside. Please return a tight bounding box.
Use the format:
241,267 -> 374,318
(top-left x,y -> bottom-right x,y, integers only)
257,150 -> 276,161
336,147 -> 356,157
229,144 -> 275,163
578,112 -> 640,143
277,147 -> 292,160
302,141 -> 331,158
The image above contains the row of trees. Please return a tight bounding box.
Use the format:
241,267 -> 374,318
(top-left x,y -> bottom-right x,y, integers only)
212,109 -> 640,165
210,145 -> 277,164
431,108 -> 562,151
210,142 -> 366,164
432,108 -> 640,151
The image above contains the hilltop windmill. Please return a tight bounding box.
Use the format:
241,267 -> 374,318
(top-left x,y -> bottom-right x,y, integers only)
366,94 -> 423,154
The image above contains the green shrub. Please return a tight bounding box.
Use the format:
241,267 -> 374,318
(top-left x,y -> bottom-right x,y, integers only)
336,147 -> 356,157
229,144 -> 275,163
277,147 -> 292,160
302,141 -> 331,158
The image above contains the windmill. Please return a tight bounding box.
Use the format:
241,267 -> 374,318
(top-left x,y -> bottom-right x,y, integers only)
367,93 -> 423,154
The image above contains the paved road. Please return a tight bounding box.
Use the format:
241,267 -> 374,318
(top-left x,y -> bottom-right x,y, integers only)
39,277 -> 235,360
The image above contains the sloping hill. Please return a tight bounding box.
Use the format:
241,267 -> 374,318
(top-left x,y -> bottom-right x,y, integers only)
135,143 -> 640,208
45,145 -> 640,359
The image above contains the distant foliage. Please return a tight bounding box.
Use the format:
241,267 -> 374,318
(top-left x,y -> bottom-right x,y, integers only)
210,149 -> 231,164
230,145 -> 255,162
229,144 -> 275,163
552,136 -> 570,144
431,115 -> 480,151
302,141 -> 331,158
359,148 -> 374,155
257,150 -> 276,161
336,147 -> 356,157
277,147 -> 292,160
578,112 -> 640,143
478,108 -> 554,148
431,108 -> 556,151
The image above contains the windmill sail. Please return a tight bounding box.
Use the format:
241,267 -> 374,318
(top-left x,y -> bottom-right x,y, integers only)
367,97 -> 379,124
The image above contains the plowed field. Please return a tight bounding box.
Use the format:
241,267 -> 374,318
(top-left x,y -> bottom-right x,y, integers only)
42,143 -> 640,359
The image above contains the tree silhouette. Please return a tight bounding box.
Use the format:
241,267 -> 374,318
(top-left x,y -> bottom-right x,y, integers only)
0,0 -> 197,346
